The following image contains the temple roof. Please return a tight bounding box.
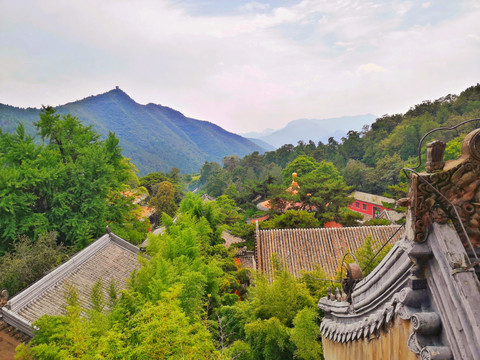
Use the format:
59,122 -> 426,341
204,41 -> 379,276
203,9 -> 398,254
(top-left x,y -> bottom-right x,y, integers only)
255,225 -> 403,278
1,232 -> 141,337
351,191 -> 395,205
318,223 -> 480,359
318,127 -> 480,360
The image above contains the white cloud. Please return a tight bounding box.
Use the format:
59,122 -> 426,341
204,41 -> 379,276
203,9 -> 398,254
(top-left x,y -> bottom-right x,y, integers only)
357,63 -> 387,74
238,2 -> 270,12
0,0 -> 479,133
467,34 -> 480,42
392,1 -> 413,16
421,2 -> 431,8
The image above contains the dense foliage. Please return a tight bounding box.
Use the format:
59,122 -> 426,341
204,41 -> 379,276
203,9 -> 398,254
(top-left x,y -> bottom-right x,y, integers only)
194,84 -> 480,202
0,107 -> 145,251
15,195 -> 329,360
7,83 -> 480,359
0,232 -> 67,295
194,153 -> 361,230
13,192 -> 400,359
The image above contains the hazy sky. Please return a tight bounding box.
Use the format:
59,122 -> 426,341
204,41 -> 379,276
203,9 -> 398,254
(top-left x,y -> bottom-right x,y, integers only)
1,0 -> 479,133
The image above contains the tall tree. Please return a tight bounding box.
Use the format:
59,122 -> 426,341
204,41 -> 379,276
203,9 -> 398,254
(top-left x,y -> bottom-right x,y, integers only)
298,162 -> 353,223
148,181 -> 177,220
281,155 -> 319,185
0,107 -> 138,250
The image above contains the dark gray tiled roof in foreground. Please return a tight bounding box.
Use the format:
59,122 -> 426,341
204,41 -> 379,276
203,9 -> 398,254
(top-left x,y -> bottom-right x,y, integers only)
1,233 -> 141,337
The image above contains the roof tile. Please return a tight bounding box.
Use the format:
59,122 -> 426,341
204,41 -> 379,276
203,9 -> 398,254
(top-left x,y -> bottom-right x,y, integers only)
256,225 -> 403,278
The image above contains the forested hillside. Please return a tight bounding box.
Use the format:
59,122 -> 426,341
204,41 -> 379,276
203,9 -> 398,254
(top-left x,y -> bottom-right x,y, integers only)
0,88 -> 265,174
2,84 -> 480,359
194,84 -> 480,206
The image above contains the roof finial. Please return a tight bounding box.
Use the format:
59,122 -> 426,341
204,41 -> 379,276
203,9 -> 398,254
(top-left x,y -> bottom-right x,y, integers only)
291,172 -> 299,188
426,140 -> 446,173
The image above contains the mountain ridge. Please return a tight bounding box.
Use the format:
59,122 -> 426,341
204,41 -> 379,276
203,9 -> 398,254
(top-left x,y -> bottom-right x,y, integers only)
249,114 -> 377,148
0,88 -> 265,174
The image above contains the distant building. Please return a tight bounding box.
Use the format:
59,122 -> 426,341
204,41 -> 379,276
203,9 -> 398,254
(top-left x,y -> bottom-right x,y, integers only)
122,190 -> 147,205
247,215 -> 270,224
222,230 -> 244,248
122,190 -> 156,229
235,246 -> 256,269
348,191 -> 395,219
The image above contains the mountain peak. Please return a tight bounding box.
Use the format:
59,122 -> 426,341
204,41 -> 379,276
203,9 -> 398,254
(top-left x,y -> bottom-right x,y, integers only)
1,89 -> 265,174
61,87 -> 136,108
105,86 -> 135,101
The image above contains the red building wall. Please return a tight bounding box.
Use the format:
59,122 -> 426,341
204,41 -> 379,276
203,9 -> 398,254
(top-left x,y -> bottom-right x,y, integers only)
348,200 -> 388,218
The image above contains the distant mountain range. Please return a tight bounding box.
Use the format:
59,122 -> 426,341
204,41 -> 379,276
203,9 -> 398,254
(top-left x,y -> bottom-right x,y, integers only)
0,88 -> 265,174
246,137 -> 276,151
242,114 -> 377,148
241,128 -> 276,138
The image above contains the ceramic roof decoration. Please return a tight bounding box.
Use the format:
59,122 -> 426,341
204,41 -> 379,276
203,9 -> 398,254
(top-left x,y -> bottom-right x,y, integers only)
318,127 -> 480,360
1,231 -> 141,337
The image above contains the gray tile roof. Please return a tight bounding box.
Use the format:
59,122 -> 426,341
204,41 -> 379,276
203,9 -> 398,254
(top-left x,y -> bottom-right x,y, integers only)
255,225 -> 403,278
318,223 -> 480,359
1,233 -> 141,337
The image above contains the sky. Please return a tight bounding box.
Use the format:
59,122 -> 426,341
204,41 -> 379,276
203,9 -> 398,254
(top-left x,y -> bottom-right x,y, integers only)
1,0 -> 479,134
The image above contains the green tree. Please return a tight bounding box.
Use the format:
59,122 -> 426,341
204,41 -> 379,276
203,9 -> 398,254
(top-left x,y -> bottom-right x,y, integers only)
0,232 -> 66,295
229,269 -> 321,360
125,291 -> 219,359
367,153 -> 404,195
139,172 -> 169,195
199,161 -> 222,186
340,130 -> 365,161
290,308 -> 323,360
282,155 -> 319,185
224,182 -> 240,202
245,317 -> 294,360
0,124 -> 53,251
216,195 -> 243,225
205,171 -> 229,197
247,270 -> 315,327
0,108 -> 138,250
223,155 -> 241,172
18,197 -> 233,359
296,162 -> 353,224
354,235 -> 392,276
148,181 -> 177,220
300,266 -> 338,300
342,159 -> 373,192
262,210 -> 320,229
444,136 -> 463,161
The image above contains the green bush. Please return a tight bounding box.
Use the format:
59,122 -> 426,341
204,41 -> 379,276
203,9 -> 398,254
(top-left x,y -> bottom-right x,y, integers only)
0,232 -> 66,296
